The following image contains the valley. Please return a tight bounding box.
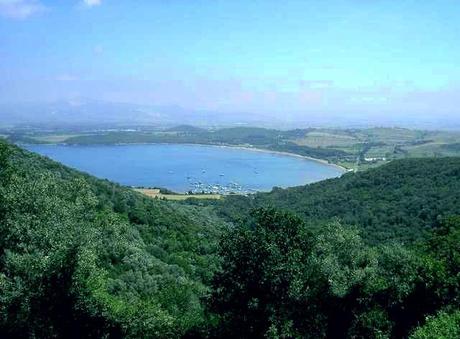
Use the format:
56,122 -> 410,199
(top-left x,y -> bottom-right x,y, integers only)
1,139 -> 460,337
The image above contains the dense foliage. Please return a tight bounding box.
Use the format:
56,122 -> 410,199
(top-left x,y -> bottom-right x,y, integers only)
410,310 -> 460,339
209,209 -> 460,338
200,157 -> 460,244
0,140 -> 227,337
442,142 -> 460,152
1,140 -> 460,338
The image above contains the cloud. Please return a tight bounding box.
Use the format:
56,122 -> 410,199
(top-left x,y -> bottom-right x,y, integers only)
0,0 -> 46,19
82,0 -> 101,7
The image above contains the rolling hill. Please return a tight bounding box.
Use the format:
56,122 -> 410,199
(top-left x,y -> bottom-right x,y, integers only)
0,140 -> 227,338
196,157 -> 460,244
1,139 -> 460,338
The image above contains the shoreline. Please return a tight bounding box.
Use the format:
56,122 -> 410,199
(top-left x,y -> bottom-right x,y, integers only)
24,141 -> 348,172
211,144 -> 348,172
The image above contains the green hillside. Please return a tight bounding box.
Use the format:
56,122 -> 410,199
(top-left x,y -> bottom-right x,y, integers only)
0,140 -> 227,338
1,140 -> 460,338
201,157 -> 460,244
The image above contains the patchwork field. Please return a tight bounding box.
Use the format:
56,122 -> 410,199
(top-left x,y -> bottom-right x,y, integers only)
290,127 -> 460,169
293,131 -> 358,148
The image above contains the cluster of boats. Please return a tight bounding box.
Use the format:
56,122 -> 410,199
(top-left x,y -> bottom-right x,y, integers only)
187,178 -> 255,195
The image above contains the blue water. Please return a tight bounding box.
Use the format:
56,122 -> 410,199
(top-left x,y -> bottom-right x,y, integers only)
25,144 -> 344,193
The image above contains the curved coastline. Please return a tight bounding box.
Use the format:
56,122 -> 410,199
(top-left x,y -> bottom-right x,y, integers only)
211,144 -> 348,173
29,141 -> 349,173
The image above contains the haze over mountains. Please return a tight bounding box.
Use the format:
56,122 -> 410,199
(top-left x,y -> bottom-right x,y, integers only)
0,100 -> 273,128
2,2 -> 460,131
1,100 -> 459,130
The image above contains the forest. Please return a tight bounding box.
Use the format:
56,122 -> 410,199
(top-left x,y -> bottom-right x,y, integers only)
193,157 -> 460,244
1,139 -> 459,338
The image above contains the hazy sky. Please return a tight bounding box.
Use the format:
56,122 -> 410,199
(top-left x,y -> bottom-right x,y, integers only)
0,0 -> 459,120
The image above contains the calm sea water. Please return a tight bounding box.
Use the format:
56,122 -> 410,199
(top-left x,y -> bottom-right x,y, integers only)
26,144 -> 344,193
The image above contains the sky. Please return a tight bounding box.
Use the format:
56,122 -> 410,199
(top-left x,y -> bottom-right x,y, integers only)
0,0 -> 459,123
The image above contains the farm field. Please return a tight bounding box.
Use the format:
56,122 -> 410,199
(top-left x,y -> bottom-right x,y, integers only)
290,127 -> 460,169
134,188 -> 222,200
31,134 -> 82,143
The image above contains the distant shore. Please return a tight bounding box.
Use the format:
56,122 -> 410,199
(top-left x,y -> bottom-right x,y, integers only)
25,141 -> 349,173
212,144 -> 348,172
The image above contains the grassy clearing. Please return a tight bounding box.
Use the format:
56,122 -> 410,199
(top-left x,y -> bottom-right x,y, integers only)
363,127 -> 423,143
32,134 -> 83,143
134,188 -> 222,200
294,131 -> 358,148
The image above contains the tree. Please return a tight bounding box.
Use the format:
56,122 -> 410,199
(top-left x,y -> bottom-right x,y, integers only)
423,216 -> 460,308
210,208 -> 382,338
410,310 -> 460,339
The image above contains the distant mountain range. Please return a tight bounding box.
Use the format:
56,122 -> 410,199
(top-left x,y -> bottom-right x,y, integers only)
1,100 -> 459,130
0,100 -> 278,128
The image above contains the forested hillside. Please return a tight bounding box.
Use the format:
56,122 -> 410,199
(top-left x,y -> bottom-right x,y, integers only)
199,158 -> 460,244
1,140 -> 460,338
208,209 -> 460,338
0,140 -> 227,338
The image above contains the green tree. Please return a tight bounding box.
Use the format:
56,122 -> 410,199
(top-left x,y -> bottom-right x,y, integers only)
410,310 -> 460,339
210,208 -> 384,338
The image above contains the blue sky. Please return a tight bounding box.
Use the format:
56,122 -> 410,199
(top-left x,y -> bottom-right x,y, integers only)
0,0 -> 459,119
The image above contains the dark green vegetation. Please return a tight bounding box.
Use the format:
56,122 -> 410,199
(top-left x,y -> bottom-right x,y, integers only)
1,139 -> 460,338
199,157 -> 460,244
0,140 -> 227,338
6,125 -> 460,170
410,310 -> 460,338
210,210 -> 460,338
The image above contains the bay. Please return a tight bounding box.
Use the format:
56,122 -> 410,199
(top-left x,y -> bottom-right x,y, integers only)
26,144 -> 344,193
